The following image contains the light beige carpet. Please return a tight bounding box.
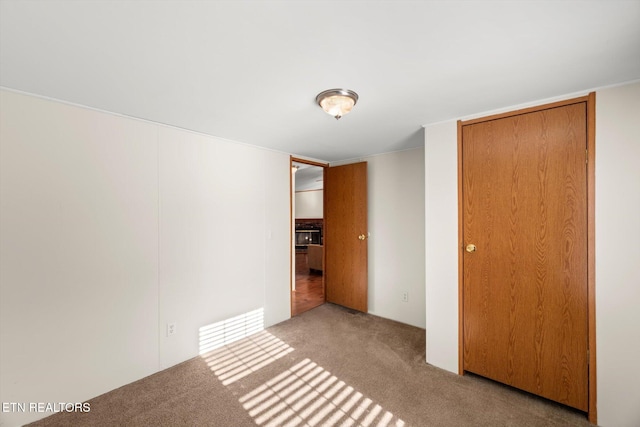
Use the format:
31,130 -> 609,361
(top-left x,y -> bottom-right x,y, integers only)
28,303 -> 592,426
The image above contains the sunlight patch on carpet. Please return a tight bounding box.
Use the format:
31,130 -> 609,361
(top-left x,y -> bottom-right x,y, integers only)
239,358 -> 405,427
201,329 -> 294,385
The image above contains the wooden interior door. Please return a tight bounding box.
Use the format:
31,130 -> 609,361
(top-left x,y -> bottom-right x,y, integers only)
461,102 -> 589,410
324,162 -> 368,312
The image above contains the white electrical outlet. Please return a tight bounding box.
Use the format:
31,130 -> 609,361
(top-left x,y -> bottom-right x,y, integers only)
167,323 -> 176,337
402,292 -> 409,303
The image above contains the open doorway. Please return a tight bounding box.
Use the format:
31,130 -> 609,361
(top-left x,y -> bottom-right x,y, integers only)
291,158 -> 326,316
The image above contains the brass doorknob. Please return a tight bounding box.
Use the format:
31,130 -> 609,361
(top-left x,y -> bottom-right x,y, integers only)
465,244 -> 477,253
358,234 -> 366,240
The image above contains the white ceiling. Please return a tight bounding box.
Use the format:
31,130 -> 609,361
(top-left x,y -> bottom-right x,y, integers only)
293,161 -> 324,191
1,1 -> 639,162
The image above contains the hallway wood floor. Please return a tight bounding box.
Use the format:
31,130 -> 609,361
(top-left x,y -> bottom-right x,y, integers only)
292,251 -> 324,316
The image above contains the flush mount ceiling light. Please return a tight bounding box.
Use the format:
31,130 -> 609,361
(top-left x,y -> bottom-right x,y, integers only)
316,89 -> 359,120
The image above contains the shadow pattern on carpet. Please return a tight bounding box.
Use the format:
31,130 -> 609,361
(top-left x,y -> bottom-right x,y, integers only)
28,303 -> 591,427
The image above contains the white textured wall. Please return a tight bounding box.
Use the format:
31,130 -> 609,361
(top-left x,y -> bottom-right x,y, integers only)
333,148 -> 426,328
0,91 -> 159,426
424,121 -> 459,372
294,190 -> 323,219
423,81 -> 640,426
263,150 -> 292,328
594,82 -> 640,427
0,90 -> 290,426
157,127 -> 290,368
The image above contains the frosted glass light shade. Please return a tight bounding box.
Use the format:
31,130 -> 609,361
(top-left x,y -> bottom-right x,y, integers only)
316,89 -> 359,120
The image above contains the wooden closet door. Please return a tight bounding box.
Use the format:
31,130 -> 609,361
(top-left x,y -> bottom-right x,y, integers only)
461,102 -> 588,410
325,162 -> 368,313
